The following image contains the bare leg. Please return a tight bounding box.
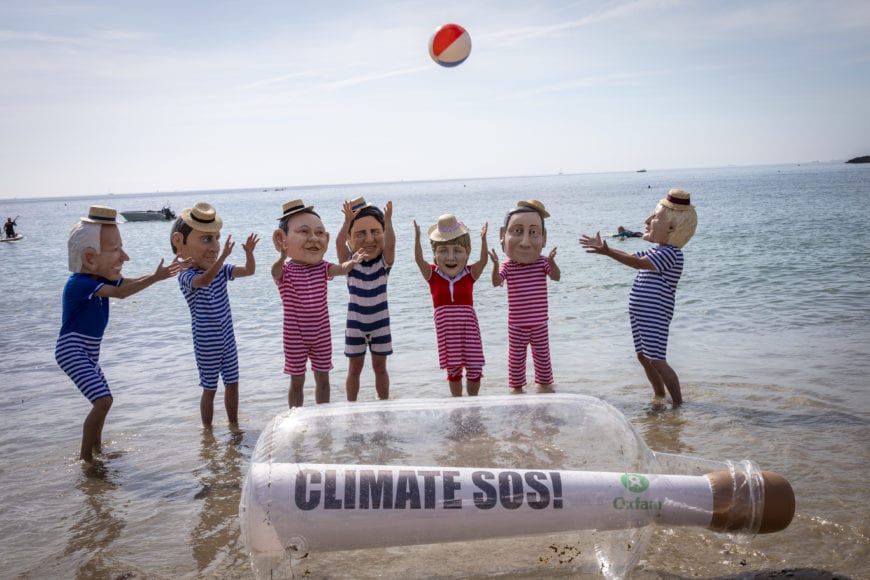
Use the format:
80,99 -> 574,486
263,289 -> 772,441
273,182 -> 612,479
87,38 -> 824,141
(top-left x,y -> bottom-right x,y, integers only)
448,380 -> 463,397
200,389 -> 216,427
650,359 -> 683,406
81,396 -> 112,462
371,354 -> 390,400
466,381 -> 480,396
346,356 -> 365,402
224,382 -> 239,425
637,353 -> 667,398
313,371 -> 330,404
288,374 -> 305,408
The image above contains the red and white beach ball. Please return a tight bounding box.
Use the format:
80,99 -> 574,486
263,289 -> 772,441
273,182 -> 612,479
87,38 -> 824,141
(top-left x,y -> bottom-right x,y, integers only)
428,23 -> 471,67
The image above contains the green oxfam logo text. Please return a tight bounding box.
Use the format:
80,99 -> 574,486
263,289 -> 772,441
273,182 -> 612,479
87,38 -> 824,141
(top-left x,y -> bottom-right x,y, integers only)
620,473 -> 649,493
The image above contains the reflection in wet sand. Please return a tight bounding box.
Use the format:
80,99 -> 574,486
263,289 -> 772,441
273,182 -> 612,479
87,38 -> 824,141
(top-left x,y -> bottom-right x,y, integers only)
191,428 -> 244,574
64,461 -> 127,579
634,403 -> 690,456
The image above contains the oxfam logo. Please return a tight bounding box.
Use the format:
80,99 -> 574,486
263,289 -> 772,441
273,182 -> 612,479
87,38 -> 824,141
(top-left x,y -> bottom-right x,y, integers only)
620,473 -> 649,493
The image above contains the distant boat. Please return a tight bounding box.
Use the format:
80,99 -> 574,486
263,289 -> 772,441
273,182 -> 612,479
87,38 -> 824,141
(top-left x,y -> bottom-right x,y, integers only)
121,206 -> 176,222
636,169 -> 647,173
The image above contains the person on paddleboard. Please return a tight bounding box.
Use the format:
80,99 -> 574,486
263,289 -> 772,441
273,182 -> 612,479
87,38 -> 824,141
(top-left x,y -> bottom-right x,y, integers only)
4,216 -> 17,238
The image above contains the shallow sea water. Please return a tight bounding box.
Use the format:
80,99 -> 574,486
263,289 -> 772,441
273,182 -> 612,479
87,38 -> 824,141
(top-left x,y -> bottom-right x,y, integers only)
1,162 -> 868,578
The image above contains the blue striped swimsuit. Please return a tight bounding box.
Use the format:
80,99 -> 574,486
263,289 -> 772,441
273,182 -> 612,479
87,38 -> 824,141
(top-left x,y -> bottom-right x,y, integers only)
628,245 -> 684,361
55,273 -> 122,402
179,264 -> 239,390
345,255 -> 392,357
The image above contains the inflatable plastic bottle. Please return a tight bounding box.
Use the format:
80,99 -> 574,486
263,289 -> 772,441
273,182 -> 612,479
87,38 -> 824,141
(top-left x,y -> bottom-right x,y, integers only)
239,394 -> 794,579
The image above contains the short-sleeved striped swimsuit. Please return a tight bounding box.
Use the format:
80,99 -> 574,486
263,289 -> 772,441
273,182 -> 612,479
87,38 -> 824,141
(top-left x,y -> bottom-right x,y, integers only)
277,260 -> 334,375
629,244 -> 684,361
55,273 -> 122,402
427,265 -> 484,381
178,263 -> 239,390
345,255 -> 392,357
497,256 -> 553,388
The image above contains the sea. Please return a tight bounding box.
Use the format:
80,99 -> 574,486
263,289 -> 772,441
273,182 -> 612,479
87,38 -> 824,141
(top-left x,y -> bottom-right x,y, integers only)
0,162 -> 868,579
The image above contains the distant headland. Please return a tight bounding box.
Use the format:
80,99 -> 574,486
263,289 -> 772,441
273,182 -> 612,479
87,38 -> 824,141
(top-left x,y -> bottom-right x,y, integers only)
846,156 -> 870,164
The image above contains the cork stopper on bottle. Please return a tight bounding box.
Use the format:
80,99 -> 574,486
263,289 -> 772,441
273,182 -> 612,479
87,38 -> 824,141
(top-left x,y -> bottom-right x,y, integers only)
707,470 -> 795,534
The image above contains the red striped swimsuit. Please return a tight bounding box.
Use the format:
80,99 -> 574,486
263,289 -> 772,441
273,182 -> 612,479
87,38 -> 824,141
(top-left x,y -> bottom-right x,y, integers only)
497,256 -> 553,388
276,260 -> 334,375
427,265 -> 485,381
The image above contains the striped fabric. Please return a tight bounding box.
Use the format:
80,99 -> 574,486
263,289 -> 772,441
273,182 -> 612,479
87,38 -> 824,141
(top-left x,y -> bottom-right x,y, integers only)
428,266 -> 485,376
55,273 -> 120,401
434,304 -> 485,373
628,244 -> 684,360
178,264 -> 239,389
345,256 -> 392,356
277,260 -> 334,374
497,256 -> 551,328
507,323 -> 553,388
55,333 -> 110,401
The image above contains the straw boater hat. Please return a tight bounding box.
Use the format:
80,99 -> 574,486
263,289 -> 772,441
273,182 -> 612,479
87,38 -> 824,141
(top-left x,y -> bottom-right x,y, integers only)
659,189 -> 695,211
428,214 -> 469,242
278,199 -> 314,221
81,205 -> 119,224
349,196 -> 371,212
516,199 -> 551,218
180,202 -> 223,232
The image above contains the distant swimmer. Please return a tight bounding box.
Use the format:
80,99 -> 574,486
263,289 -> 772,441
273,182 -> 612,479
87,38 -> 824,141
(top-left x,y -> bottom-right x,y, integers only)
613,226 -> 643,239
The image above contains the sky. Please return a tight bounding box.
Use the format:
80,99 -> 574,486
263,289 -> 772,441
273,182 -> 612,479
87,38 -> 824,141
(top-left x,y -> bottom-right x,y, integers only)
1,0 -> 869,199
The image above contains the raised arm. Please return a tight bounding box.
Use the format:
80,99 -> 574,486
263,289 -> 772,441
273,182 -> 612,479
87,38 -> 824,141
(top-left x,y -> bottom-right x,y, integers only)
271,230 -> 287,280
413,220 -> 431,280
96,256 -> 189,299
382,200 -> 395,267
579,232 -> 655,270
470,222 -> 489,280
488,248 -> 502,287
190,235 -> 234,288
335,200 -> 355,263
547,246 -> 561,281
232,233 -> 259,278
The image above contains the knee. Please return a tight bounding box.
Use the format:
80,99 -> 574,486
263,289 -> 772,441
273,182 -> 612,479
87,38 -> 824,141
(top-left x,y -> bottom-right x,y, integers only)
93,396 -> 113,413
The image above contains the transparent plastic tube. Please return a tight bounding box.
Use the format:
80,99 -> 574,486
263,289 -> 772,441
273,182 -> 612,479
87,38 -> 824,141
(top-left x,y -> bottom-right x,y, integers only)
239,394 -> 794,579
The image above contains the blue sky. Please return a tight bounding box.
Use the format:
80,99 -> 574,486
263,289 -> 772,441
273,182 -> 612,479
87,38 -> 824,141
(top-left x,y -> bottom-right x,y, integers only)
2,0 -> 869,198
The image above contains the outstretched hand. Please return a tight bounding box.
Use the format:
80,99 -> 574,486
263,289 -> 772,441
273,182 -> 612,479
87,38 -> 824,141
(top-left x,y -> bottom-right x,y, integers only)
488,248 -> 500,264
157,256 -> 192,280
579,232 -> 609,254
243,233 -> 260,253
341,199 -> 359,224
221,235 -> 235,260
350,248 -> 368,264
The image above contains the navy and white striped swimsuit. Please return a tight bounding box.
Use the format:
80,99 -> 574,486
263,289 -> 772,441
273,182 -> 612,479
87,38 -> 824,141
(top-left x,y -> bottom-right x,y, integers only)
55,273 -> 122,401
178,263 -> 239,390
628,245 -> 684,361
345,255 -> 392,357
